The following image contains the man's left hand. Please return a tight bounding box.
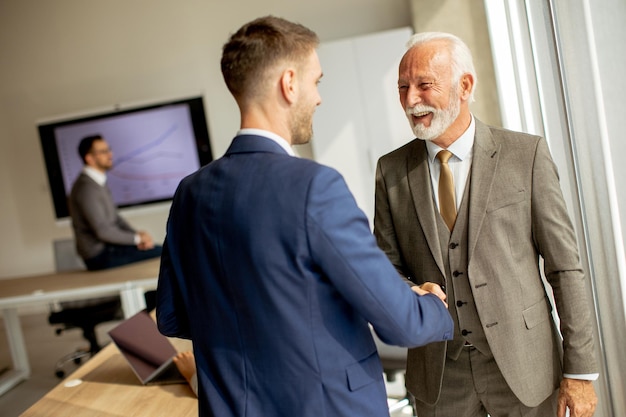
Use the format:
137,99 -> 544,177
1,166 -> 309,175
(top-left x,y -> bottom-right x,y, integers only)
137,231 -> 155,250
557,378 -> 597,417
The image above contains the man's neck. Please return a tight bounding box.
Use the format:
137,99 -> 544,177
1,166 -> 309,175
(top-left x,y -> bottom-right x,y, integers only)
83,166 -> 107,186
239,99 -> 292,145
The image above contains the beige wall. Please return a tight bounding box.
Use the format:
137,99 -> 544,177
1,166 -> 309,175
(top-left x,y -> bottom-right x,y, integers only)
0,0 -> 413,278
409,0 -> 501,127
0,0 -> 501,279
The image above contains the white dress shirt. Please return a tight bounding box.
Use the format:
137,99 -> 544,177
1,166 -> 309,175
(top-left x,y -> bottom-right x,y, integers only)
237,128 -> 295,156
425,116 -> 475,212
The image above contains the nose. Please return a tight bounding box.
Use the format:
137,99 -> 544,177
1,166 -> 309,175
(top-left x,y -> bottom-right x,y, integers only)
405,85 -> 422,107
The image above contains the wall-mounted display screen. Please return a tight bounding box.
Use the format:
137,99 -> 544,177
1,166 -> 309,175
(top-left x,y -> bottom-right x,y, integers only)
38,96 -> 212,219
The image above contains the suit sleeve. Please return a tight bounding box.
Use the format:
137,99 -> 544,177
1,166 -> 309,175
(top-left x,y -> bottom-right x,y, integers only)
373,159 -> 414,284
156,239 -> 192,339
305,167 -> 453,347
531,138 -> 598,374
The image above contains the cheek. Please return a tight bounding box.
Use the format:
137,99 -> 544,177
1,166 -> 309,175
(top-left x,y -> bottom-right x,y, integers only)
430,87 -> 449,105
399,91 -> 407,108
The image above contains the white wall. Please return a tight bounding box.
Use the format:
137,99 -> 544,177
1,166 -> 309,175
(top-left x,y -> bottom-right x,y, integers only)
0,0 -> 412,278
313,27 -> 414,223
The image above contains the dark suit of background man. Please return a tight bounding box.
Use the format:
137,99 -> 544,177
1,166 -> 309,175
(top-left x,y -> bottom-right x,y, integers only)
156,15 -> 453,417
374,32 -> 598,417
69,135 -> 162,271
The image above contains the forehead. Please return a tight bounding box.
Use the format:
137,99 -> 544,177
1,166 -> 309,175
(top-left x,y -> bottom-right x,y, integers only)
91,139 -> 108,149
399,41 -> 452,79
304,49 -> 322,75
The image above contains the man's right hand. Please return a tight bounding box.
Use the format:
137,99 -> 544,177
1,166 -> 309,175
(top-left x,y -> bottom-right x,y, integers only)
412,282 -> 448,308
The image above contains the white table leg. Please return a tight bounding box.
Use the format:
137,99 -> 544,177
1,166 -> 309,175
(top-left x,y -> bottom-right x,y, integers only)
0,308 -> 30,396
119,284 -> 147,318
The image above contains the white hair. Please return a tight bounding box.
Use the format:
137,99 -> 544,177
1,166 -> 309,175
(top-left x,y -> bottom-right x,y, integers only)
406,32 -> 477,102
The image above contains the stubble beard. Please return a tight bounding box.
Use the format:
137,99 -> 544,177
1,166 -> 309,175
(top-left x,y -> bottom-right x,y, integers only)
290,103 -> 314,146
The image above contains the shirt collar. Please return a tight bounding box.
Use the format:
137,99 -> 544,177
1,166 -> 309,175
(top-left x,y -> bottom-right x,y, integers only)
426,115 -> 476,162
83,166 -> 107,186
237,128 -> 295,156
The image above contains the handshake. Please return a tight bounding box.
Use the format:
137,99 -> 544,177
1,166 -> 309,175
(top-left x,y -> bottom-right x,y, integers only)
412,282 -> 448,308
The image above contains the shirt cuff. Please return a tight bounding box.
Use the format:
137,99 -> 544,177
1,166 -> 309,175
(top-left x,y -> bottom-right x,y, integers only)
563,373 -> 599,381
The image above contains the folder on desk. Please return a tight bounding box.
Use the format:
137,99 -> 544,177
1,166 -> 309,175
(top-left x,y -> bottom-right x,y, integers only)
108,310 -> 186,385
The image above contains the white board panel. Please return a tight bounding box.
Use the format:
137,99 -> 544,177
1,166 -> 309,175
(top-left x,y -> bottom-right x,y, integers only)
313,27 -> 414,224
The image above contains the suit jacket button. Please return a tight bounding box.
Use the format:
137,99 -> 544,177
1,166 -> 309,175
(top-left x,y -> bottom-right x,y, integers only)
449,242 -> 458,249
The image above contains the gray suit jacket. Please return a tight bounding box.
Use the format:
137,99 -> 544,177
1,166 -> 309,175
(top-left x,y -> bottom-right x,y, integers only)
69,173 -> 136,259
374,119 -> 598,407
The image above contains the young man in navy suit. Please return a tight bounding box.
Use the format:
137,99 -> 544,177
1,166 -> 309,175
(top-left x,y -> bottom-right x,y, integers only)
156,16 -> 453,417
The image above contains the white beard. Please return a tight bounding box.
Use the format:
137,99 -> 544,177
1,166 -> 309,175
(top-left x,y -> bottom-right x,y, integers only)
405,91 -> 460,141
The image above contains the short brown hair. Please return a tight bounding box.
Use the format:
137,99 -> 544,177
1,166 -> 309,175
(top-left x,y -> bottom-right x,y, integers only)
221,16 -> 319,100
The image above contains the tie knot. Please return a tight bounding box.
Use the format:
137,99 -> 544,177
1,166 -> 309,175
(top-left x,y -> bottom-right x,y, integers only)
437,150 -> 453,164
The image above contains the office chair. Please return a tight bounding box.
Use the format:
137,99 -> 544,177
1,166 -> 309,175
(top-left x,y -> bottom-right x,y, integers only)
144,289 -> 157,313
371,328 -> 415,416
48,296 -> 124,377
48,239 -> 124,378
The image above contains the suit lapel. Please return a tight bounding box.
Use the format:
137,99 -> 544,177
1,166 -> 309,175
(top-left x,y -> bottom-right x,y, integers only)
467,120 -> 500,261
407,141 -> 446,275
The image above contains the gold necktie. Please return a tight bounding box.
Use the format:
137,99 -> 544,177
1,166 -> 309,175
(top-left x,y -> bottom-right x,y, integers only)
437,150 -> 456,231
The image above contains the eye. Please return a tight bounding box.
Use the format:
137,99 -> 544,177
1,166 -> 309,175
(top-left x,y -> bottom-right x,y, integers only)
398,84 -> 408,91
420,82 -> 433,89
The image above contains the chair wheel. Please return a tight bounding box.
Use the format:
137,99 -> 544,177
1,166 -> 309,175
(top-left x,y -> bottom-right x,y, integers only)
55,370 -> 65,378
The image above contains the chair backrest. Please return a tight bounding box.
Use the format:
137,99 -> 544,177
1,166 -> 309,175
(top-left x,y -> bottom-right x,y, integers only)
53,238 -> 85,272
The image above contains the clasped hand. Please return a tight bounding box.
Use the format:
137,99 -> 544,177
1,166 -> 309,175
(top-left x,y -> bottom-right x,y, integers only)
412,282 -> 448,308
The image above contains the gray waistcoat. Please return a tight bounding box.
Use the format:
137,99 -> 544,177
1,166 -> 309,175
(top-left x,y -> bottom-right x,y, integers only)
436,177 -> 492,360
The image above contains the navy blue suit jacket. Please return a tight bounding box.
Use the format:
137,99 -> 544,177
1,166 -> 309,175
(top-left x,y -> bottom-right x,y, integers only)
157,134 -> 453,417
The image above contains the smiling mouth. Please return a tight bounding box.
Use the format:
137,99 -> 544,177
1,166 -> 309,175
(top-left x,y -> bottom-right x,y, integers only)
411,111 -> 432,124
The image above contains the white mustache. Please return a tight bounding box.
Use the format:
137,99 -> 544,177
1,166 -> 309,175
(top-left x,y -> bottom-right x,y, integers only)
406,106 -> 436,117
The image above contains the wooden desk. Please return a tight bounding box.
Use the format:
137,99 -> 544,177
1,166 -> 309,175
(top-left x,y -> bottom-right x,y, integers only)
0,259 -> 160,396
20,336 -> 197,417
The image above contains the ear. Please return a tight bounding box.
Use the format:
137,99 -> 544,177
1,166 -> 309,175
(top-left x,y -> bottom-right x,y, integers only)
84,152 -> 95,167
459,73 -> 474,101
279,68 -> 298,104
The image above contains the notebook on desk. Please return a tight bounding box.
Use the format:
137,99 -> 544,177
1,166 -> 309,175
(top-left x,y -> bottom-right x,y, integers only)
108,310 -> 186,385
